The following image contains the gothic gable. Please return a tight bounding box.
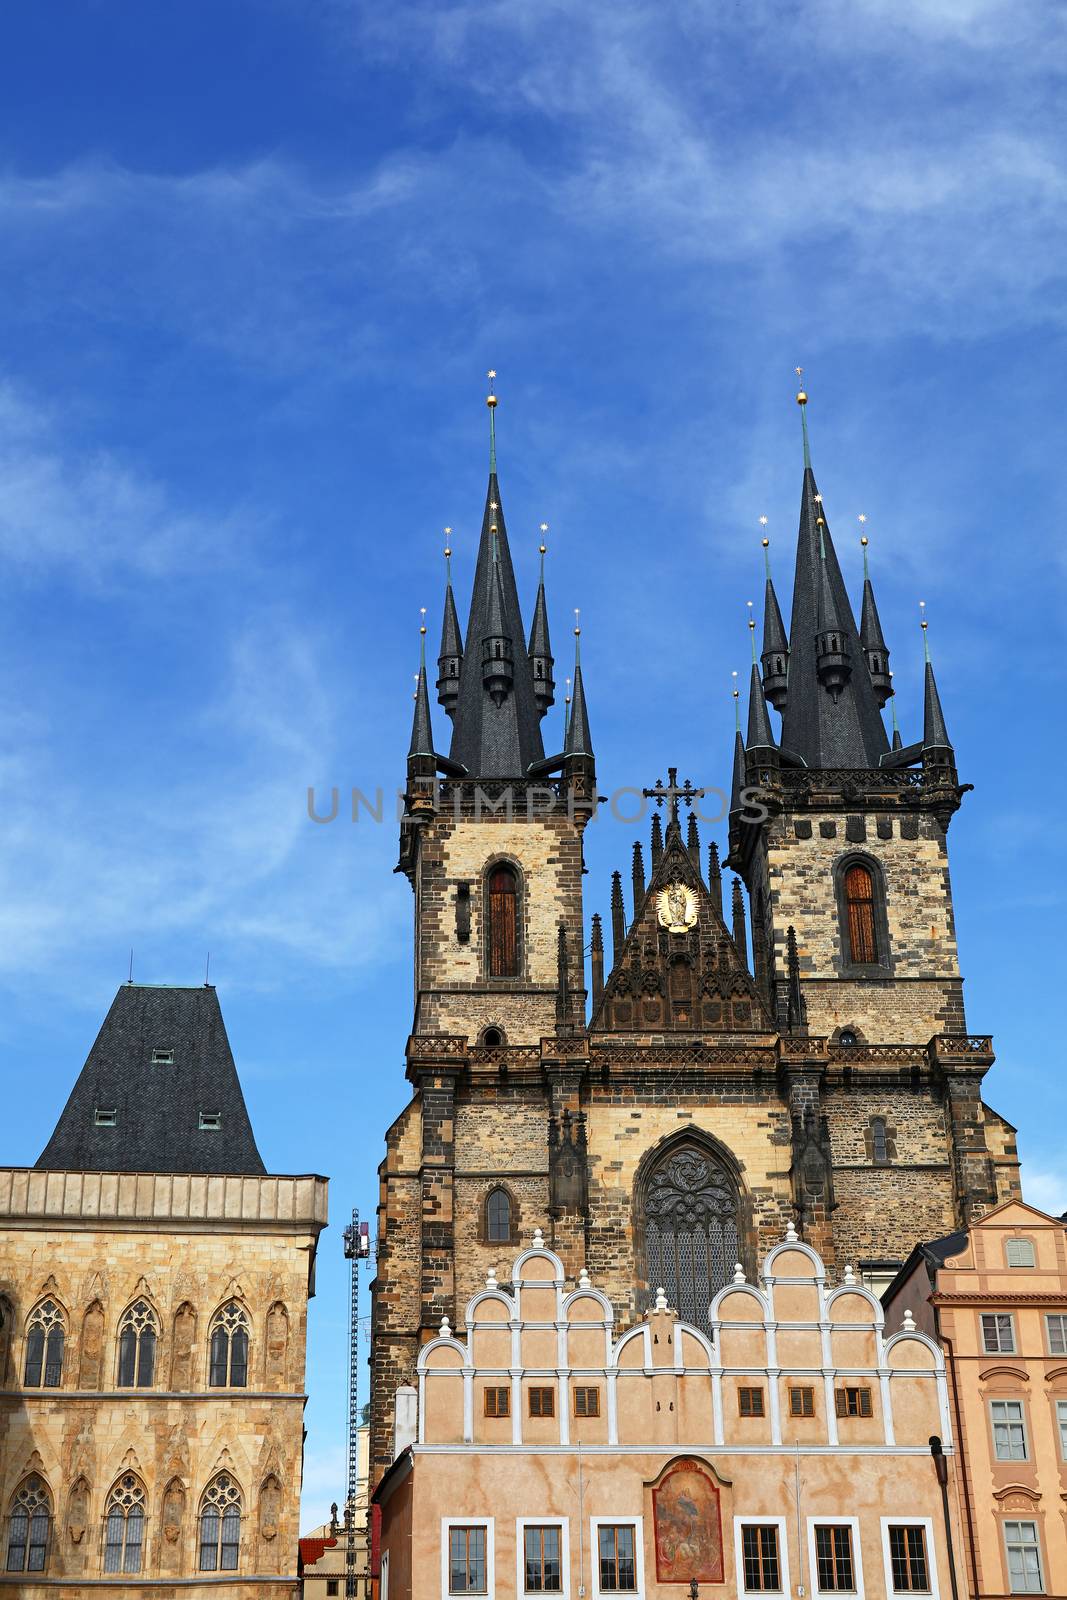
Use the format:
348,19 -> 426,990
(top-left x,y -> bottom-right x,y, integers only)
592,825 -> 771,1035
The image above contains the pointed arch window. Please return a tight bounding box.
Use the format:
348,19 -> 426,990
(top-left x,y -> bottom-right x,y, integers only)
103,1475 -> 146,1574
486,1188 -> 512,1243
117,1300 -> 157,1388
24,1300 -> 64,1388
199,1474 -> 241,1572
871,1117 -> 889,1164
5,1475 -> 51,1573
487,864 -> 519,977
843,862 -> 878,966
209,1302 -> 250,1388
640,1140 -> 742,1325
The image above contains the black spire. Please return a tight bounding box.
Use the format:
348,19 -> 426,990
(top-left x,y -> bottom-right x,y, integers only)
746,661 -> 777,758
780,387 -> 889,768
528,530 -> 555,717
436,535 -> 464,718
729,725 -> 745,823
921,617 -> 955,775
760,538 -> 789,712
564,622 -> 593,759
409,623 -> 435,762
859,534 -> 892,708
37,985 -> 265,1175
446,380 -> 546,778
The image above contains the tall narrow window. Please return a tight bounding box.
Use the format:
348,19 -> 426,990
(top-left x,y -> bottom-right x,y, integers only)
814,1526 -> 855,1593
209,1302 -> 250,1388
487,865 -> 519,977
1004,1522 -> 1043,1594
888,1526 -> 930,1593
641,1139 -> 741,1324
448,1526 -> 487,1594
103,1476 -> 146,1574
5,1476 -> 50,1573
23,1300 -> 64,1388
871,1118 -> 889,1163
199,1475 -> 241,1572
486,1188 -> 512,1243
598,1525 -> 637,1593
844,863 -> 878,965
117,1300 -> 157,1388
524,1525 -> 562,1593
742,1525 -> 782,1593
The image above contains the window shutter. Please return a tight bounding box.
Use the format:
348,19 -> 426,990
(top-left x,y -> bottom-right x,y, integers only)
844,864 -> 877,964
488,867 -> 518,977
860,1388 -> 873,1417
835,1389 -> 848,1418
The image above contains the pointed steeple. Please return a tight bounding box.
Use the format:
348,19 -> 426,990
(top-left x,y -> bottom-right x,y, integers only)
650,812 -> 663,871
632,841 -> 646,914
729,679 -> 746,822
890,676 -> 903,750
731,877 -> 749,969
760,530 -> 789,712
446,377 -> 546,778
707,841 -> 723,917
409,612 -> 436,769
858,524 -> 892,708
610,870 -> 625,964
564,612 -> 593,759
786,925 -> 807,1032
528,526 -> 555,717
687,810 -> 701,870
780,380 -> 889,768
746,609 -> 778,759
436,531 -> 464,718
590,912 -> 604,1009
920,606 -> 955,774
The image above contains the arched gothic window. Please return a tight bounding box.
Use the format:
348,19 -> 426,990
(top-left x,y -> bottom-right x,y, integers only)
486,1188 -> 512,1243
5,1475 -> 51,1573
24,1300 -> 64,1388
843,863 -> 878,965
871,1118 -> 889,1164
199,1474 -> 241,1572
117,1300 -> 157,1388
103,1475 -> 146,1574
209,1303 -> 250,1388
641,1141 -> 741,1324
487,864 -> 519,978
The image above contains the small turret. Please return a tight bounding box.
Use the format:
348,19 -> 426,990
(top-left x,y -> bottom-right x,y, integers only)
436,531 -> 464,718
920,606 -> 956,781
859,526 -> 892,708
481,520 -> 514,707
528,528 -> 555,717
814,510 -> 851,701
563,612 -> 592,761
760,531 -> 789,711
408,612 -> 436,783
746,609 -> 778,764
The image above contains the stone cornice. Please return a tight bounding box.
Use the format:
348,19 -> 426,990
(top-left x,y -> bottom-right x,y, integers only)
0,1168 -> 327,1230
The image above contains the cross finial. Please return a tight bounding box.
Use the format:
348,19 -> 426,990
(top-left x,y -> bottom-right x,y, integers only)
642,767 -> 706,828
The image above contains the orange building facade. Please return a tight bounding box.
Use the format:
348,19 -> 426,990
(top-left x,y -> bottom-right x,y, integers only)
883,1201 -> 1067,1600
374,1226 -> 962,1600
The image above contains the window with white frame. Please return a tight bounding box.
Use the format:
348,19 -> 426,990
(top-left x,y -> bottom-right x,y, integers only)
981,1313 -> 1016,1354
442,1519 -> 493,1598
808,1519 -> 862,1596
518,1519 -> 568,1596
1045,1314 -> 1067,1356
991,1399 -> 1029,1461
380,1549 -> 390,1600
1056,1400 -> 1067,1462
881,1519 -> 936,1598
1005,1239 -> 1035,1268
735,1518 -> 789,1596
591,1517 -> 643,1598
1003,1521 -> 1043,1594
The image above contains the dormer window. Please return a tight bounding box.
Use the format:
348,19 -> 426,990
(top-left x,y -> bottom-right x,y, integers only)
95,1109 -> 117,1127
199,1112 -> 222,1132
152,1048 -> 174,1066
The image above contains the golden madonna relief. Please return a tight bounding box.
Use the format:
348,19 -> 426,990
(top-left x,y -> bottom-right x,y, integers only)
657,882 -> 697,933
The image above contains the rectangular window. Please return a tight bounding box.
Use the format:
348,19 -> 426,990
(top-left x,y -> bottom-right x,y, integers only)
528,1387 -> 555,1418
1057,1400 -> 1067,1462
598,1525 -> 636,1593
483,1387 -> 510,1418
888,1526 -> 930,1593
327,1583 -> 339,1597
449,1526 -> 487,1595
199,1111 -> 222,1131
1005,1239 -> 1035,1268
573,1385 -> 600,1418
982,1313 -> 1016,1354
523,1525 -> 562,1593
742,1525 -> 782,1592
991,1400 -> 1029,1462
738,1386 -> 766,1417
835,1386 -> 873,1418
152,1048 -> 174,1065
815,1526 -> 856,1593
1004,1521 -> 1043,1594
1046,1315 -> 1067,1356
789,1386 -> 815,1417
94,1108 -> 117,1127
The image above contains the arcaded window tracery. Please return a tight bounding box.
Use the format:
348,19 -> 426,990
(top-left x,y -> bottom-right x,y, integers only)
23,1300 -> 64,1388
640,1141 -> 742,1324
209,1302 -> 250,1388
199,1474 -> 242,1572
5,1475 -> 51,1573
103,1475 -> 146,1574
117,1300 -> 157,1388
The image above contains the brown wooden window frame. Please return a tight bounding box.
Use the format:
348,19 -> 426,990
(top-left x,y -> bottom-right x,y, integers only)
483,1386 -> 510,1418
486,862 -> 520,979
573,1385 -> 600,1418
741,1523 -> 782,1593
814,1525 -> 855,1593
835,1385 -> 873,1418
844,862 -> 877,965
834,852 -> 891,975
528,1386 -> 555,1418
789,1385 -> 816,1417
738,1385 -> 766,1417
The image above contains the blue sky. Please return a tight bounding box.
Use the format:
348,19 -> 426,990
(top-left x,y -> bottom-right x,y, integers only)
2,0 -> 1065,1524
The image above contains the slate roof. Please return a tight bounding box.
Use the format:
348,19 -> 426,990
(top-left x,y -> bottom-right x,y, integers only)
36,984 -> 266,1175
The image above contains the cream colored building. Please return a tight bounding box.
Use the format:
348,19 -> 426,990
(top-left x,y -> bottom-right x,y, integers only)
373,1226 -> 963,1600
884,1200 -> 1067,1599
0,982 -> 327,1597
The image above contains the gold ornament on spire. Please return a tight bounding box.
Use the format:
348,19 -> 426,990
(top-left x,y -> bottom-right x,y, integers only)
795,365 -> 807,405
486,369 -> 497,408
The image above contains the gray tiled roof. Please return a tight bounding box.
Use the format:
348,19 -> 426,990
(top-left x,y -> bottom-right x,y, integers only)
35,984 -> 265,1175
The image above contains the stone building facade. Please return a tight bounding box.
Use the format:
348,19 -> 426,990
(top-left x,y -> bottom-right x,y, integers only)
374,1230 -> 962,1600
0,982 -> 328,1597
369,382 -> 1020,1491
